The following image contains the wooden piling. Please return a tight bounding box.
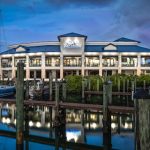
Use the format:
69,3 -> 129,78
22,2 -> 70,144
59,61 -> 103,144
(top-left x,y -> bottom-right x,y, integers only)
88,79 -> 91,100
54,80 -> 59,150
25,80 -> 29,100
16,62 -> 24,150
143,80 -> 146,90
24,106 -> 29,150
131,80 -> 134,101
134,98 -> 140,150
41,78 -> 45,100
127,80 -> 129,106
138,99 -> 150,150
49,72 -> 53,101
103,81 -> 112,150
55,80 -> 59,112
34,78 -> 36,90
117,113 -> 121,134
82,78 -> 85,101
62,80 -> 67,101
97,79 -> 100,91
49,107 -> 53,138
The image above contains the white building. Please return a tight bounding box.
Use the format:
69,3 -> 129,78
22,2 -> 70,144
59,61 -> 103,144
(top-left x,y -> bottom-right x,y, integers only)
0,32 -> 150,80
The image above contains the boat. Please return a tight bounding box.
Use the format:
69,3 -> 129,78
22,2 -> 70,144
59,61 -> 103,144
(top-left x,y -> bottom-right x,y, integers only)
0,85 -> 16,98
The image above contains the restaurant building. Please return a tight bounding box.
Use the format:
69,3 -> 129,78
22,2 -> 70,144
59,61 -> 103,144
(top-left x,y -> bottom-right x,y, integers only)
0,32 -> 150,80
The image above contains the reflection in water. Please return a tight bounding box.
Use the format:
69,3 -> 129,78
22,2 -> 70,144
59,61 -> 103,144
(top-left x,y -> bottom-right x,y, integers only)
0,103 -> 134,149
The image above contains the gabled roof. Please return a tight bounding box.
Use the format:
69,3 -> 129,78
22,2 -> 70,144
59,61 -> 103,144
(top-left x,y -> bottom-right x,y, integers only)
114,37 -> 140,43
0,45 -> 60,55
58,32 -> 87,41
85,45 -> 150,52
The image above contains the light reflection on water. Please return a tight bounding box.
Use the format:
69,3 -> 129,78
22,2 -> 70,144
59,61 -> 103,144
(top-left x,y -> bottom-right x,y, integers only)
0,103 -> 134,150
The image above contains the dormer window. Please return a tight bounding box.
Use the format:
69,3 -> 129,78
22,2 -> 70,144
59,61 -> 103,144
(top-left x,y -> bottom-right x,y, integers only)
104,44 -> 117,50
16,46 -> 26,52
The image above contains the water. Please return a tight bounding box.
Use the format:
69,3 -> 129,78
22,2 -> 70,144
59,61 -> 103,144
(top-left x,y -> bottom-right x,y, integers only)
0,103 -> 134,150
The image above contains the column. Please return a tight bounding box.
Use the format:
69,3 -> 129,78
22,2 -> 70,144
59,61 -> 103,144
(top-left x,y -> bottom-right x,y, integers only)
99,54 -> 102,76
52,70 -> 56,79
41,53 -> 45,79
118,53 -> 122,74
41,108 -> 46,126
76,70 -> 79,75
60,53 -> 63,79
99,114 -> 103,127
12,55 -> 15,78
26,55 -> 30,79
81,53 -> 85,76
137,54 -> 141,76
11,105 -> 15,122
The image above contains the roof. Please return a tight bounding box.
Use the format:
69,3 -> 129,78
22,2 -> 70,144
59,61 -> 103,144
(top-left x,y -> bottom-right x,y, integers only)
58,32 -> 87,41
0,45 -> 60,55
85,45 -> 150,52
114,37 -> 140,43
1,44 -> 150,55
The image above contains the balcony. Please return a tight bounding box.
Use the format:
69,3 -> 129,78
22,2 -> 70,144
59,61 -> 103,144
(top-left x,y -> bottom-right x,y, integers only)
29,57 -> 41,67
102,56 -> 118,67
122,57 -> 137,67
63,57 -> 82,67
1,58 -> 12,68
141,57 -> 150,67
85,57 -> 99,67
45,57 -> 60,67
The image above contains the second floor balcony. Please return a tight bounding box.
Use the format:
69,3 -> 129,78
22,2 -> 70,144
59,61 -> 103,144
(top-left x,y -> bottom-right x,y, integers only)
45,56 -> 60,67
1,58 -> 12,68
63,57 -> 82,67
29,57 -> 41,67
122,56 -> 137,67
102,56 -> 118,67
85,56 -> 99,67
141,57 -> 150,67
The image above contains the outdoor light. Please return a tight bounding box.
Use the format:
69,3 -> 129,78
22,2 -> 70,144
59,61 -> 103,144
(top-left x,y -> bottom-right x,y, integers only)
47,123 -> 50,128
91,123 -> 97,129
111,123 -> 116,129
2,117 -> 6,123
6,118 -> 11,124
29,121 -> 34,127
124,122 -> 129,129
36,122 -> 41,128
66,130 -> 81,143
6,103 -> 9,108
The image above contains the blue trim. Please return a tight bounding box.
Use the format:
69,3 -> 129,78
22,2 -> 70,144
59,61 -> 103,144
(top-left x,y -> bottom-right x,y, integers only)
1,44 -> 150,55
58,32 -> 87,41
114,37 -> 140,43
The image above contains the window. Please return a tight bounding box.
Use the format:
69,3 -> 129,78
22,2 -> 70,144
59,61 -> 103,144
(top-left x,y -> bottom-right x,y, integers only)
141,56 -> 150,67
45,56 -> 60,67
1,58 -> 12,68
85,56 -> 99,67
29,57 -> 41,67
102,56 -> 118,67
122,56 -> 137,67
64,56 -> 82,67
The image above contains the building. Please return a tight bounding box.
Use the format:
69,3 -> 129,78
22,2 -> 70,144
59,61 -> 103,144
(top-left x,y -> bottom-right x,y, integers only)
0,32 -> 150,80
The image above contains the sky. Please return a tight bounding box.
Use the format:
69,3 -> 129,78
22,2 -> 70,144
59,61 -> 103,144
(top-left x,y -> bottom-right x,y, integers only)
0,0 -> 150,49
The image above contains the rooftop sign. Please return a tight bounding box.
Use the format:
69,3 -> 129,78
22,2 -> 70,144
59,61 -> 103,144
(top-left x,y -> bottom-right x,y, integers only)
63,38 -> 82,49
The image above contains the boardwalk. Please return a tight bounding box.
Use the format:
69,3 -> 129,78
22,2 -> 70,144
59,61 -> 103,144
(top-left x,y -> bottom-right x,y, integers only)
0,99 -> 134,113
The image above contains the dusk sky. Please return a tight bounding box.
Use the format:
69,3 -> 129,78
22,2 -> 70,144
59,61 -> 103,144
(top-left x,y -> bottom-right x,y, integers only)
0,0 -> 150,48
